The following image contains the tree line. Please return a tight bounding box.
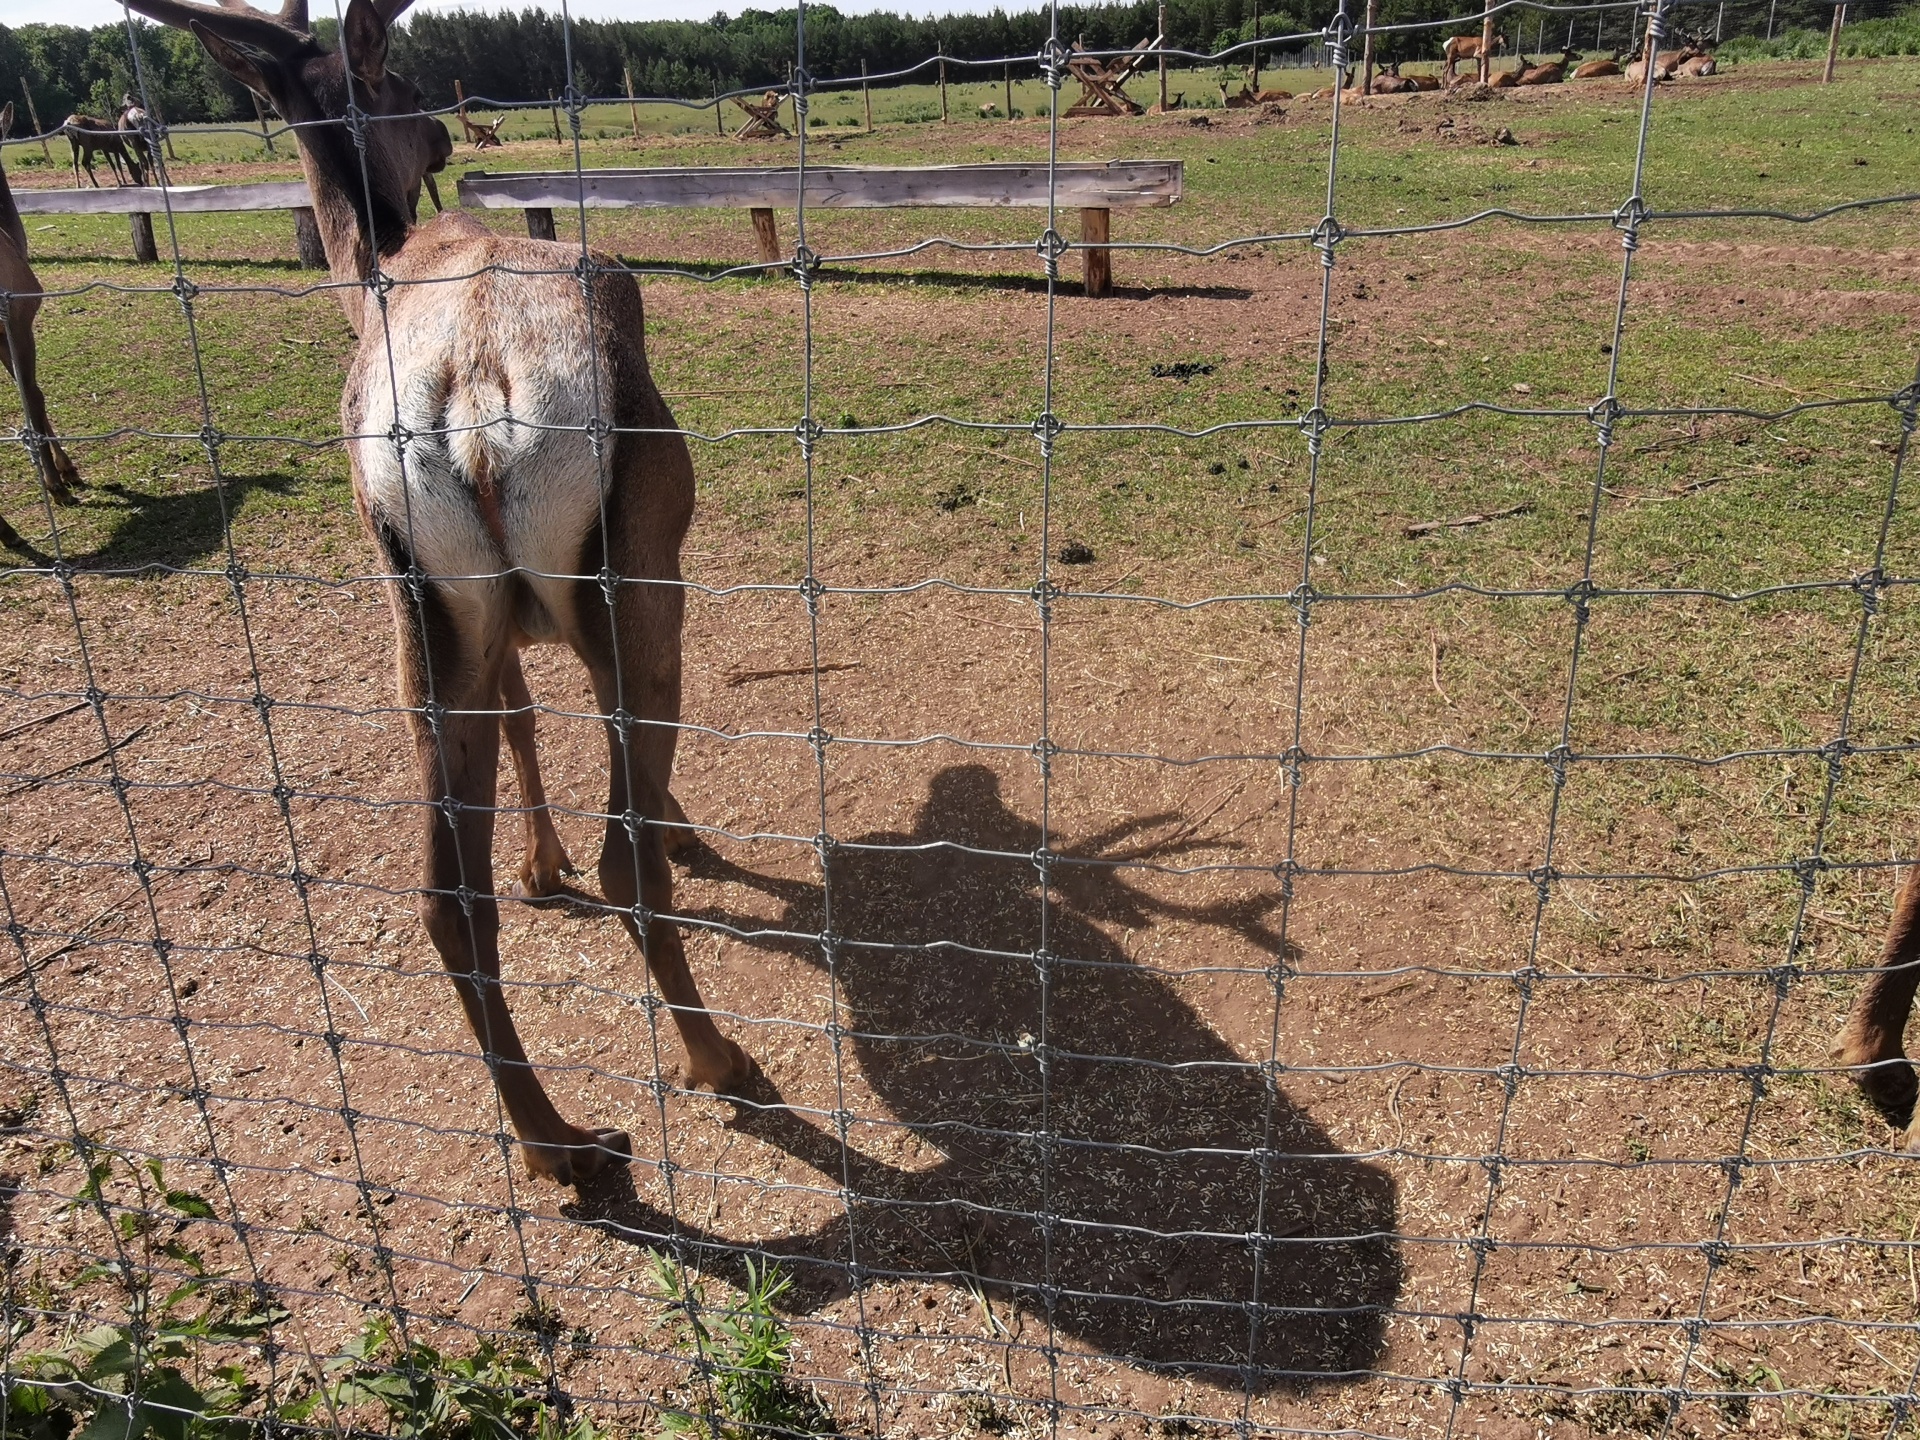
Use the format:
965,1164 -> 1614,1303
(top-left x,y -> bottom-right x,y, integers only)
3,0 -> 1908,128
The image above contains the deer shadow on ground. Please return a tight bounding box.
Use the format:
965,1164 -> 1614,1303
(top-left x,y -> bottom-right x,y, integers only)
571,763 -> 1401,1393
0,471 -> 314,573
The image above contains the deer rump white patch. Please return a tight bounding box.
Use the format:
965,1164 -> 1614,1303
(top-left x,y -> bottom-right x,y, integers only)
347,274 -> 609,642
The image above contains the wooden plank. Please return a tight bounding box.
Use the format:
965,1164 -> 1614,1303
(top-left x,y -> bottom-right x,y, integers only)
457,161 -> 1183,212
12,181 -> 312,215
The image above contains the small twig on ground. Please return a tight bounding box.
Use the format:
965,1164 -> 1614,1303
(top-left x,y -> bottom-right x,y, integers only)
1430,634 -> 1451,705
2,723 -> 150,798
1811,909 -> 1873,938
1403,501 -> 1531,538
0,700 -> 87,743
724,661 -> 861,687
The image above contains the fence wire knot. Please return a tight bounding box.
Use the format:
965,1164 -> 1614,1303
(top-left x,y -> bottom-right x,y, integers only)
1893,380 -> 1920,430
1039,37 -> 1071,89
1036,228 -> 1068,283
1311,216 -> 1344,265
791,243 -> 821,286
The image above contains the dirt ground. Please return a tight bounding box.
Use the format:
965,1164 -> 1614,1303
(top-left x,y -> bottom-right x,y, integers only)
5,58 -> 1920,1440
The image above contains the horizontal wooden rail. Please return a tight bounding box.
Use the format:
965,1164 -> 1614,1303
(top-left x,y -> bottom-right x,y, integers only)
12,182 -> 313,214
459,162 -> 1183,296
12,182 -> 324,267
454,161 -> 1183,212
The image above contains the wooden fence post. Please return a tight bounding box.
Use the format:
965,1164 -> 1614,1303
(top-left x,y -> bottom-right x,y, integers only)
1479,0 -> 1496,83
624,66 -> 642,144
714,73 -> 724,134
1005,62 -> 1014,119
548,90 -> 562,143
1251,0 -> 1261,91
21,80 -> 51,161
862,60 -> 873,130
1158,0 -> 1168,109
1823,3 -> 1845,81
1360,0 -> 1377,93
939,44 -> 949,122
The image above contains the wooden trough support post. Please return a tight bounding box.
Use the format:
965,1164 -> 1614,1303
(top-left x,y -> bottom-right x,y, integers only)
1824,3 -> 1846,81
1080,206 -> 1110,298
292,206 -> 326,267
129,211 -> 158,263
526,207 -> 557,240
750,207 -> 780,263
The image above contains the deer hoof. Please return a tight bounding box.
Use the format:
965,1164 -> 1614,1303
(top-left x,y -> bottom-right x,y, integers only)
514,855 -> 573,900
1836,1037 -> 1918,1128
524,1127 -> 632,1187
687,1039 -> 753,1097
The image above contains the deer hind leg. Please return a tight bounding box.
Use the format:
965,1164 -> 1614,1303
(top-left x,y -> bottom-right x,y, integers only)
384,550 -> 628,1187
1836,864 -> 1920,1139
500,646 -> 574,898
570,537 -> 746,1094
1,299 -> 80,504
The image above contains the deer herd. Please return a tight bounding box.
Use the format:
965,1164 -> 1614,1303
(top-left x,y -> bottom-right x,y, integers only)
1216,27 -> 1716,106
7,9 -> 1915,1180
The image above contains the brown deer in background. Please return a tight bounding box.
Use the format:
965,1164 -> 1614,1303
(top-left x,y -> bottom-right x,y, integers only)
63,113 -> 147,186
1518,48 -> 1578,84
125,0 -> 749,1185
1442,30 -> 1507,82
0,100 -> 84,540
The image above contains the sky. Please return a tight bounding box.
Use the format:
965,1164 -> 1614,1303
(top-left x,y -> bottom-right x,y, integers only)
9,0 -> 1002,29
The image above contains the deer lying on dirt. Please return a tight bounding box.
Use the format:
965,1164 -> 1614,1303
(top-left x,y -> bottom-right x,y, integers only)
125,0 -> 749,1185
63,113 -> 147,187
1837,872 -> 1920,1149
1675,52 -> 1718,75
0,101 -> 84,522
1369,62 -> 1414,94
1442,30 -> 1507,82
1572,55 -> 1623,78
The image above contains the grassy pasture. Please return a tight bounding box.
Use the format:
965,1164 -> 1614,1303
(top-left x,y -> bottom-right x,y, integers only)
3,53 -> 1920,1440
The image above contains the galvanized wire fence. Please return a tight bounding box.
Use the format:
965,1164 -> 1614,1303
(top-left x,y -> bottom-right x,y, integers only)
3,0 -> 1920,1437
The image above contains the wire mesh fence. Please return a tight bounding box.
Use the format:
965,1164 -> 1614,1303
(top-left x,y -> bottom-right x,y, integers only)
3,0 -> 1919,1436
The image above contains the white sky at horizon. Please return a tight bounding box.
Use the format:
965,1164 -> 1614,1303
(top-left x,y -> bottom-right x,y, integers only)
6,0 -> 1006,30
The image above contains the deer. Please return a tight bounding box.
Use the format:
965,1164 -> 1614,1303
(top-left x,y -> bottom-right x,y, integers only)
122,0 -> 750,1186
1573,54 -> 1623,78
63,113 -> 147,187
0,100 -> 84,533
1675,51 -> 1718,76
1836,871 -> 1920,1150
1368,61 -> 1415,94
1518,48 -> 1578,84
1442,30 -> 1507,83
1487,53 -> 1529,88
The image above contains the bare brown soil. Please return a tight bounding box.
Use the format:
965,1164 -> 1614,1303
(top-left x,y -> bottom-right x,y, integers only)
5,63 -> 1920,1440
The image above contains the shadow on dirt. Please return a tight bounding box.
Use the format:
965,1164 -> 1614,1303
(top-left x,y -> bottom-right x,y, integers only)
0,471 -> 314,574
570,763 -> 1401,1393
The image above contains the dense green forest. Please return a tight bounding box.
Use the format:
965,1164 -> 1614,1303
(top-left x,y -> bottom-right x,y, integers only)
0,0 -> 1908,128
